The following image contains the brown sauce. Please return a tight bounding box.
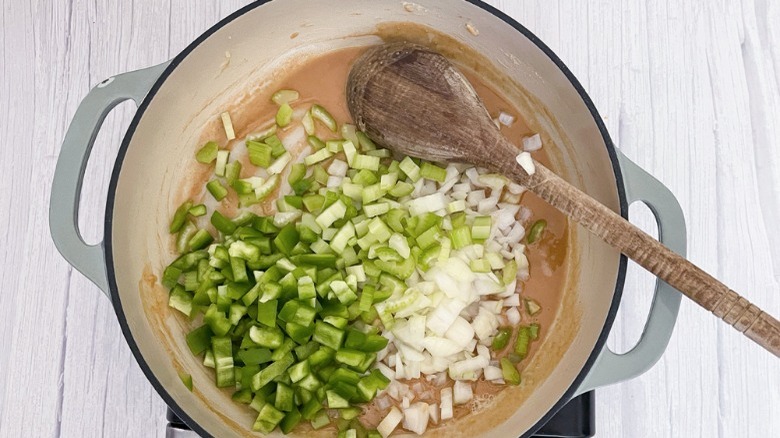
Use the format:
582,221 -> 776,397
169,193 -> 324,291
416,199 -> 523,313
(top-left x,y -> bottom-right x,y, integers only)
178,42 -> 568,434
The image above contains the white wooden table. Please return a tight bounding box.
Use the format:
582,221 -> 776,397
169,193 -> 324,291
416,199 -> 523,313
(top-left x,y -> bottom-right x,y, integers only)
2,1 -> 778,436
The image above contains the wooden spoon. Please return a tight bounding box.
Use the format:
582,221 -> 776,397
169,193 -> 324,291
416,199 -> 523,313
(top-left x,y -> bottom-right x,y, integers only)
347,42 -> 780,357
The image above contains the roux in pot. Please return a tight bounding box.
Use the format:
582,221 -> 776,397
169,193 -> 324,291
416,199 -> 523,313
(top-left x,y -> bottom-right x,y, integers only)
172,45 -> 569,433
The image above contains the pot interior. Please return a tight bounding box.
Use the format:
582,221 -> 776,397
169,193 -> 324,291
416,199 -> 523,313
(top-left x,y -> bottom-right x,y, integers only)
109,0 -> 623,436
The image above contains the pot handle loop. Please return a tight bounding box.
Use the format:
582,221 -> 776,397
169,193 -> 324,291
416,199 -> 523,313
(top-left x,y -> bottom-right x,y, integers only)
49,62 -> 169,297
576,151 -> 686,395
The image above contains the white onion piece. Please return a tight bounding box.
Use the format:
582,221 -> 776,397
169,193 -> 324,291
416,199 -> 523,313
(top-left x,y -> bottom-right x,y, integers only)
425,299 -> 463,336
421,181 -> 437,196
484,365 -> 503,381
465,168 -> 481,186
473,277 -> 503,296
387,353 -> 397,368
522,133 -> 543,151
508,182 -> 526,195
449,354 -> 489,380
328,159 -> 348,177
403,402 -> 430,435
505,223 -> 526,245
402,397 -> 410,409
444,317 -> 475,348
506,307 -> 521,325
411,178 -> 426,197
516,151 -> 536,175
480,300 -> 503,314
378,407 -> 403,438
408,192 -> 448,216
428,403 -> 440,425
376,362 -> 395,381
386,382 -> 400,400
452,182 -> 471,193
326,175 -> 343,188
466,190 -> 486,205
405,360 -> 422,379
422,337 -> 463,357
453,381 -> 474,405
394,353 -> 405,379
494,208 -> 519,231
503,295 -> 521,307
519,206 -> 533,223
440,388 -> 454,420
389,233 -> 411,258
472,307 -> 500,340
397,342 -> 425,362
498,111 -> 516,127
477,196 -> 499,214
375,397 -> 392,410
416,281 -> 436,295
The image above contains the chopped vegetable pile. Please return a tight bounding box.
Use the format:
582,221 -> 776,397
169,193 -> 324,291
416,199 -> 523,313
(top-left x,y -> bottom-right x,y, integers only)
162,89 -> 547,437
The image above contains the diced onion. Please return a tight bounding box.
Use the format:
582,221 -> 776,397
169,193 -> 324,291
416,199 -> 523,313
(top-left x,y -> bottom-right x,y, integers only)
453,381 -> 473,405
220,112 -> 235,140
484,365 -> 503,381
428,403 -> 440,425
503,295 -> 521,307
328,159 -> 348,177
378,407 -> 403,438
440,387 -> 454,420
516,151 -> 536,175
407,192 -> 448,216
498,111 -> 516,127
506,307 -> 521,325
403,402 -> 430,435
522,133 -> 543,151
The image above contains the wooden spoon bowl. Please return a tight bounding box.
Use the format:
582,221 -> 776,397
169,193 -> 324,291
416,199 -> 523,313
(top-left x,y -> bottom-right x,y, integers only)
347,42 -> 780,357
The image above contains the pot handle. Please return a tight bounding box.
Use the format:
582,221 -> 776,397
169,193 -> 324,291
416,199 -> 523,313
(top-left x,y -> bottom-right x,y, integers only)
49,62 -> 169,297
575,151 -> 686,395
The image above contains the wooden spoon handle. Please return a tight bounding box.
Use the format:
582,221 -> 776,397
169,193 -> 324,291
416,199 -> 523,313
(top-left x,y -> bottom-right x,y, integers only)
511,158 -> 780,357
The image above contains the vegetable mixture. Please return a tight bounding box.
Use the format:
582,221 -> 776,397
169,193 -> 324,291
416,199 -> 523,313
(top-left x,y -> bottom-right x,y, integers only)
162,88 -> 547,437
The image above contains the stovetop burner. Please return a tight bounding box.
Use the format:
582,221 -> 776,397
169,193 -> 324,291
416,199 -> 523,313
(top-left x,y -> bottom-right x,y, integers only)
165,391 -> 594,437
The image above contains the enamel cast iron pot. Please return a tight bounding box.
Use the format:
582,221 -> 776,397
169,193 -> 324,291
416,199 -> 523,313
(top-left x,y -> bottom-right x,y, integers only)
49,1 -> 687,437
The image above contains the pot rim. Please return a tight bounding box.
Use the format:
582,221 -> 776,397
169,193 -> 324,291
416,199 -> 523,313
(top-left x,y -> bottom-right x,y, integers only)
104,1 -> 629,436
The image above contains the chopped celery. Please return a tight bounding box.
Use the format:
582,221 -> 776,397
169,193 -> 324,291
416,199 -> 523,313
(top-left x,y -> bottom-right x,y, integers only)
307,135 -> 326,150
399,157 -> 421,182
247,141 -> 273,168
514,326 -> 532,359
302,110 -> 316,135
311,104 -> 337,131
304,148 -> 334,166
470,258 -> 491,273
527,219 -> 547,244
196,141 -> 219,164
215,150 -> 230,176
267,152 -> 292,175
225,161 -> 242,186
356,131 -> 377,150
170,200 -> 193,233
271,89 -> 299,105
450,225 -> 473,249
206,180 -> 228,201
420,162 -> 447,182
211,211 -> 237,235
179,372 -> 193,391
472,216 -> 492,240
352,154 -> 380,171
500,357 -> 521,385
492,327 -> 512,350
188,204 -> 207,217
